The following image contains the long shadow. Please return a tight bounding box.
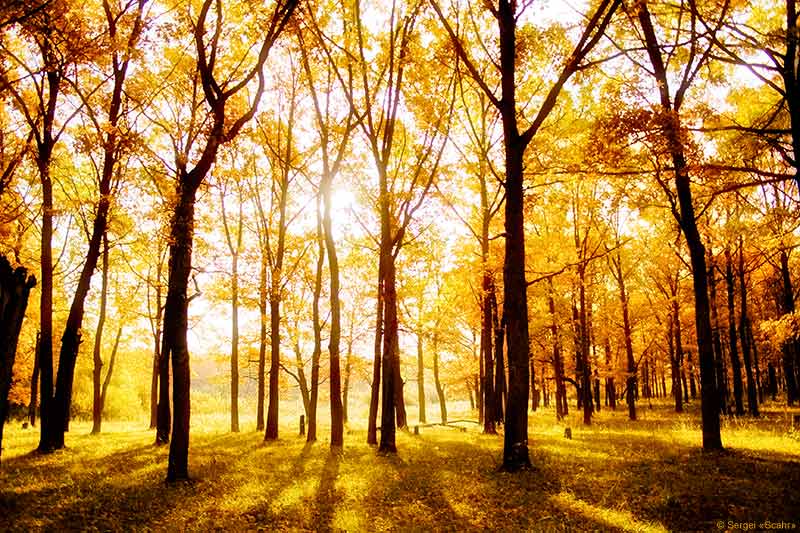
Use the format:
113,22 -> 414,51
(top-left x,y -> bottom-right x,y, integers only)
313,450 -> 341,532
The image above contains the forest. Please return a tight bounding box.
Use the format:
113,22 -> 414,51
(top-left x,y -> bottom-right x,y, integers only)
0,0 -> 799,530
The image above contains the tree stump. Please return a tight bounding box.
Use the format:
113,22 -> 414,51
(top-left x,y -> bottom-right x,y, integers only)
564,427 -> 572,439
299,415 -> 305,436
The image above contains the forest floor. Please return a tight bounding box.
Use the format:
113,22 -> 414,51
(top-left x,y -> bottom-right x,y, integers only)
1,400 -> 799,532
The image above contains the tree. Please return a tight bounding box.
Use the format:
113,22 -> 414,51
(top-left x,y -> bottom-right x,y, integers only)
296,13 -> 357,447
158,0 -> 297,481
623,0 -> 724,449
0,0 -> 95,453
431,0 -> 620,469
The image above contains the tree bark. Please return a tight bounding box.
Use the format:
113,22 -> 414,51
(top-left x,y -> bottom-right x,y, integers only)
91,232 -> 110,435
725,247 -> 745,415
164,182 -> 198,482
636,2 -> 721,449
737,239 -> 758,416
307,208 -> 325,443
432,333 -> 447,424
367,282 -> 383,445
29,332 -> 40,427
417,332 -> 426,424
708,254 -> 729,415
257,254 -> 267,431
778,248 -> 798,404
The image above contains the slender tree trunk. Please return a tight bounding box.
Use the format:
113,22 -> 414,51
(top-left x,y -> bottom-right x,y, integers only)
322,185 -> 344,449
293,340 -> 310,418
708,255 -> 728,415
604,336 -> 616,410
432,333 -> 447,423
343,334 -> 352,424
91,232 -> 110,435
265,292 -> 281,441
737,239 -> 758,416
482,273 -> 496,433
307,213 -> 325,443
578,267 -> 592,425
493,298 -> 505,424
37,153 -> 55,454
95,326 -> 121,433
417,332 -> 426,424
367,280 -> 383,445
725,247 -> 745,415
257,254 -> 267,431
29,332 -> 40,427
671,290 -> 684,413
612,250 -> 636,420
548,280 -> 567,419
149,266 -> 162,430
779,248 -> 798,404
230,253 -> 240,433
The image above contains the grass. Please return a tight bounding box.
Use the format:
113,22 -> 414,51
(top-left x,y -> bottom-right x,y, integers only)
1,400 -> 799,532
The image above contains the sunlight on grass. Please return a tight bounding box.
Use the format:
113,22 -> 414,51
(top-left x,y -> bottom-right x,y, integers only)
550,491 -> 669,533
1,404 -> 798,531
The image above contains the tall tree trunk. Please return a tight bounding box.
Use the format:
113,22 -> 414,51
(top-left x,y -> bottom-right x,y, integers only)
307,211 -> 325,443
257,254 -> 267,431
432,332 -> 447,424
671,287 -> 684,413
29,332 -> 40,427
482,273 -> 496,433
612,250 -> 636,420
604,336 -> 616,410
548,280 -> 567,420
737,239 -> 758,416
293,340 -> 310,418
708,254 -> 728,415
725,247 -> 745,415
0,256 -> 36,464
96,327 -> 121,429
343,333 -> 353,425
36,153 -> 55,454
493,297 -> 505,424
163,183 -> 198,482
91,232 -> 110,435
367,281 -> 383,445
322,184 -> 344,449
378,254 -> 399,453
637,0 -> 721,450
417,332 -> 426,424
779,248 -> 798,404
578,267 -> 592,425
265,291 -> 281,441
229,252 -> 240,433
149,257 -> 163,430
